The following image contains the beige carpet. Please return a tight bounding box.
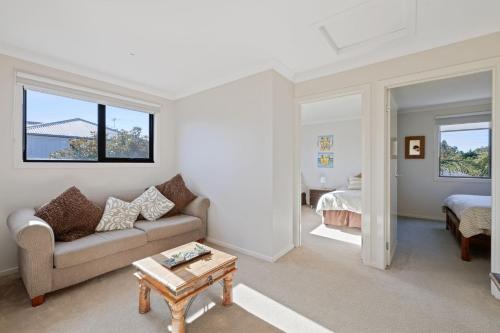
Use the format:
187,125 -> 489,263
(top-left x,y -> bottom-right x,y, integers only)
1,207 -> 499,332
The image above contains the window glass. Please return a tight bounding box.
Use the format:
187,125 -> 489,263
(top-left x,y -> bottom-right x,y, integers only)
24,89 -> 154,162
439,125 -> 490,178
105,106 -> 150,159
25,89 -> 98,160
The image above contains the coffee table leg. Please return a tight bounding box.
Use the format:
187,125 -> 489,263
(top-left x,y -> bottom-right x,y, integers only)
138,280 -> 151,314
169,300 -> 188,333
222,273 -> 234,306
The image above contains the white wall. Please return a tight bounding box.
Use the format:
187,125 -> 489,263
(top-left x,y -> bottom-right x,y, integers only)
271,72 -> 295,257
301,119 -> 362,192
0,53 -> 176,274
397,101 -> 492,220
176,70 -> 294,260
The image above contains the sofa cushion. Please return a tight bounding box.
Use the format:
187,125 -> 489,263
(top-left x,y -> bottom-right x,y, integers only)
156,174 -> 197,217
54,228 -> 147,268
133,186 -> 175,221
35,186 -> 103,242
134,215 -> 202,241
95,197 -> 141,231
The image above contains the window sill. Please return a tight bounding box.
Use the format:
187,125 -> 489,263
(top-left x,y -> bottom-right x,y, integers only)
434,176 -> 491,183
14,161 -> 160,169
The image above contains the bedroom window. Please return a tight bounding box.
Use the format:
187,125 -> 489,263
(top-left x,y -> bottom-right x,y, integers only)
438,122 -> 491,179
23,88 -> 154,163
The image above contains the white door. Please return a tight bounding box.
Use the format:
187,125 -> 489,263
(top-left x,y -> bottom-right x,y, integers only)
386,89 -> 398,265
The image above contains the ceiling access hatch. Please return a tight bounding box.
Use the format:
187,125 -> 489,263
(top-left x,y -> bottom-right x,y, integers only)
315,0 -> 416,55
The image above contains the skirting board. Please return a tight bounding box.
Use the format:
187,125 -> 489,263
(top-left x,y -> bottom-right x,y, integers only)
0,266 -> 18,277
272,244 -> 295,262
397,212 -> 445,222
206,237 -> 294,263
491,282 -> 500,300
490,273 -> 500,300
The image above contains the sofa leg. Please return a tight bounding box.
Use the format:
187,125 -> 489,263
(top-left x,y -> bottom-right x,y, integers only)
197,238 -> 205,244
31,295 -> 45,307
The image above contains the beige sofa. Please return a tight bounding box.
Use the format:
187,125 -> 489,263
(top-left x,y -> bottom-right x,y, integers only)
7,196 -> 210,307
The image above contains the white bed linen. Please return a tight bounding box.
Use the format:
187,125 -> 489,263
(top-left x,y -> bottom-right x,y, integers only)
316,189 -> 362,215
443,194 -> 491,237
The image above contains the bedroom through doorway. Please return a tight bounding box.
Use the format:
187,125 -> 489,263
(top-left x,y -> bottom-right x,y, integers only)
299,94 -> 363,256
387,71 -> 493,275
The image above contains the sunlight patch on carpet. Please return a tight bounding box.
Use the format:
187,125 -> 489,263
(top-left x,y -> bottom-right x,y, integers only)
310,224 -> 361,246
233,284 -> 334,333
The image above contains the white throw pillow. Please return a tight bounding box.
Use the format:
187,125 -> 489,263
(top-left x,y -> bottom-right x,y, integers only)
133,186 -> 175,221
348,176 -> 362,190
96,197 -> 141,231
348,183 -> 362,190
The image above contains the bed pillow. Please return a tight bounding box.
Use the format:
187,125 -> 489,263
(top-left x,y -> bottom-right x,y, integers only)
133,186 -> 175,221
347,176 -> 362,190
35,186 -> 103,242
156,174 -> 197,217
95,197 -> 141,231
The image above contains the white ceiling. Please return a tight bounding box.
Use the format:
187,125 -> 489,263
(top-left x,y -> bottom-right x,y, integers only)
301,94 -> 362,125
1,0 -> 500,99
392,71 -> 492,110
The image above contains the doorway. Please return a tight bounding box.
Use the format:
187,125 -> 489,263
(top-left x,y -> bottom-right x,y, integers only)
295,89 -> 371,264
385,69 -> 495,290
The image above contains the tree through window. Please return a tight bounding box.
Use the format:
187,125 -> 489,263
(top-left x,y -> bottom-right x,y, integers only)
439,122 -> 490,178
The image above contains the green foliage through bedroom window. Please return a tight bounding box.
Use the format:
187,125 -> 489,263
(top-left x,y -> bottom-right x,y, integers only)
439,127 -> 490,178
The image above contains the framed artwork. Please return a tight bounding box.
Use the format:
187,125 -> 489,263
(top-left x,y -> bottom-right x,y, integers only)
405,136 -> 425,159
317,153 -> 334,168
317,135 -> 334,152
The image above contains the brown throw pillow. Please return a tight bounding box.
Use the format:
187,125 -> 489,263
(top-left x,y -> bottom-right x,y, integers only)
35,186 -> 103,242
156,174 -> 197,217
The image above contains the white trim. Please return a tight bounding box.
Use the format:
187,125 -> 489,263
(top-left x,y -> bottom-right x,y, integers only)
17,71 -> 161,113
492,281 -> 500,300
397,98 -> 492,114
272,244 -> 295,262
435,111 -> 491,120
206,237 -> 274,262
301,115 -> 362,126
433,176 -> 491,183
0,266 -> 18,277
14,162 -> 161,169
175,61 -> 295,100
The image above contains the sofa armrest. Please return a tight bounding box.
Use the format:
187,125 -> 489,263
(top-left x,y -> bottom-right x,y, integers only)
7,208 -> 54,299
7,208 -> 55,252
181,196 -> 210,238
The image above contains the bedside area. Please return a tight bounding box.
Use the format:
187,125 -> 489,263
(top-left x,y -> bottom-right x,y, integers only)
309,188 -> 335,209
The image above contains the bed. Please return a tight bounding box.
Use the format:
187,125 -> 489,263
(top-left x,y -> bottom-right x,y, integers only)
316,189 -> 362,228
443,194 -> 491,261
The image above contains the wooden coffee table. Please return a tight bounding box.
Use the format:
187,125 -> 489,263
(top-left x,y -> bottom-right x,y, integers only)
133,242 -> 237,333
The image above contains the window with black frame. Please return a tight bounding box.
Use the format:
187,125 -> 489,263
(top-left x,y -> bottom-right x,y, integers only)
23,88 -> 154,163
438,122 -> 491,179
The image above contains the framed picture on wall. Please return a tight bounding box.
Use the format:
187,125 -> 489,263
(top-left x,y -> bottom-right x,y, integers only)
317,135 -> 334,152
405,136 -> 425,159
317,153 -> 334,168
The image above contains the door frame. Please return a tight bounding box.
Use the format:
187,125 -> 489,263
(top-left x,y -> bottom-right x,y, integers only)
293,84 -> 372,266
379,57 -> 500,295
